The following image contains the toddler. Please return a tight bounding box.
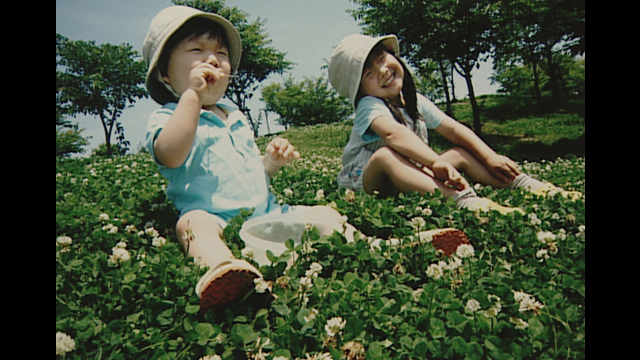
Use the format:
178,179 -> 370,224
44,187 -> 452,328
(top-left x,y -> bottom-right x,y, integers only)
143,6 -> 347,313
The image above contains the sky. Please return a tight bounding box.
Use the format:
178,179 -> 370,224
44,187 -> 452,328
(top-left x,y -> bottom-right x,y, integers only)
56,0 -> 499,154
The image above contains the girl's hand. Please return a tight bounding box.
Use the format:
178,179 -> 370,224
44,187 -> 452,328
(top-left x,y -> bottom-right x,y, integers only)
485,155 -> 521,184
432,159 -> 469,191
263,138 -> 301,176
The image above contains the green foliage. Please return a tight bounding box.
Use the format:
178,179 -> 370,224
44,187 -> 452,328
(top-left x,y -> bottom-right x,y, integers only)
56,34 -> 148,157
56,123 -> 89,158
57,122 -> 585,359
262,76 -> 353,128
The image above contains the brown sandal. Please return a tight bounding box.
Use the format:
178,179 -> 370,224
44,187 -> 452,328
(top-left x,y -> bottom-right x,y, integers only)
195,259 -> 262,313
419,228 -> 470,256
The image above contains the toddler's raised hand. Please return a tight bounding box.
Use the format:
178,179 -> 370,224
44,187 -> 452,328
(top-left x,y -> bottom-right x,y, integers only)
265,138 -> 301,168
188,63 -> 227,104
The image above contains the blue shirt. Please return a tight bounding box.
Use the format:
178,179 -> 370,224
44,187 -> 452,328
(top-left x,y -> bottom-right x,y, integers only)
146,102 -> 282,221
337,94 -> 447,190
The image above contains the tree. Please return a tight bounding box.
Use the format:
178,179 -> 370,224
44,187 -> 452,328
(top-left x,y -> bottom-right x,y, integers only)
261,76 -> 353,128
56,123 -> 89,158
56,91 -> 89,157
491,0 -> 585,103
56,34 -> 147,156
174,0 -> 293,135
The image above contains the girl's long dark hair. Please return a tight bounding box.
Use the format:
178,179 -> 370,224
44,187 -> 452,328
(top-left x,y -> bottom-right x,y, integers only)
356,44 -> 425,133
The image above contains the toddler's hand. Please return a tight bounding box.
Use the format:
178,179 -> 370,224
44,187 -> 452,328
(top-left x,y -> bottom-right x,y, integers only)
265,138 -> 301,167
189,63 -> 226,103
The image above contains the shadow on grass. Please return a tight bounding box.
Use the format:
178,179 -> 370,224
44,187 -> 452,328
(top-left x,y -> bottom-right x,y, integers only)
482,133 -> 585,162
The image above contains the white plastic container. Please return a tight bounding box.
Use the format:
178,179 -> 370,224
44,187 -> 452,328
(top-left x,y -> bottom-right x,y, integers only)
239,210 -> 356,267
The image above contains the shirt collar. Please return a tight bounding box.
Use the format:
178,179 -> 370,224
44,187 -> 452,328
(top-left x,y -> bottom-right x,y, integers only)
162,102 -> 242,126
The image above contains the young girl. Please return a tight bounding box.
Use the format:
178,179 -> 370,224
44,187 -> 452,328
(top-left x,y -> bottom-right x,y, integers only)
143,6 -> 350,314
328,34 -> 581,212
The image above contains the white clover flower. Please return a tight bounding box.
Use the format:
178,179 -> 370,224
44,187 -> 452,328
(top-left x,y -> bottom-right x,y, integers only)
108,246 -> 131,265
306,262 -> 323,278
315,189 -> 325,201
518,296 -> 545,314
513,290 -> 545,313
426,263 -> 444,280
102,223 -> 118,234
283,188 -> 294,197
510,317 -> 529,330
557,228 -> 567,240
299,276 -> 313,291
199,355 -> 222,360
484,294 -> 502,318
325,317 -> 346,337
254,278 -> 270,294
56,235 -> 73,247
447,256 -> 463,271
465,299 -> 481,313
56,332 -> 76,356
412,288 -> 424,302
145,227 -> 160,237
411,217 -> 426,230
304,352 -> 333,360
341,341 -> 366,360
537,231 -> 556,244
455,244 -> 475,259
99,213 -> 110,221
304,308 -> 319,323
528,213 -> 541,226
152,236 -> 167,248
344,188 -> 356,202
512,290 -> 530,303
513,290 -> 545,315
536,248 -> 549,261
301,240 -> 317,254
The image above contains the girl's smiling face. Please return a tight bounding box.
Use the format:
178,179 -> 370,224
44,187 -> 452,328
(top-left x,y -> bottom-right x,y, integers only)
359,45 -> 404,106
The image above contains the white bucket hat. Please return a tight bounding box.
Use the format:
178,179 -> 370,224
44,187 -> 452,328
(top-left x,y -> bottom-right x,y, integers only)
143,5 -> 242,104
328,34 -> 400,106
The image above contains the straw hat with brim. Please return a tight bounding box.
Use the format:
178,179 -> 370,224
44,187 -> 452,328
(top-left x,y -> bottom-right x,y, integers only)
328,34 -> 400,106
143,5 -> 242,105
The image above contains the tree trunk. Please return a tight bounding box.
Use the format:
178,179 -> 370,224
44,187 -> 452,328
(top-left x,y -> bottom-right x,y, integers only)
455,62 -> 482,136
437,58 -> 453,116
464,73 -> 482,136
530,55 -> 543,108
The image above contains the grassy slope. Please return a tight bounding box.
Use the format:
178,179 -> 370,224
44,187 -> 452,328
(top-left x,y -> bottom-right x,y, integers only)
258,94 -> 586,162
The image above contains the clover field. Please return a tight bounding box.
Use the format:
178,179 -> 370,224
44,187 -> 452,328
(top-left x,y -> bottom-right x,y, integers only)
56,122 -> 585,360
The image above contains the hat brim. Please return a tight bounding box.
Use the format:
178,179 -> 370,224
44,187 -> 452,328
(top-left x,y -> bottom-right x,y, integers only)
328,34 -> 400,106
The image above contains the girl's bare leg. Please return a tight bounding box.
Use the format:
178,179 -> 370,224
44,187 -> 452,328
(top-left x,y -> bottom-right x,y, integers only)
440,147 -> 511,189
362,146 -> 468,198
